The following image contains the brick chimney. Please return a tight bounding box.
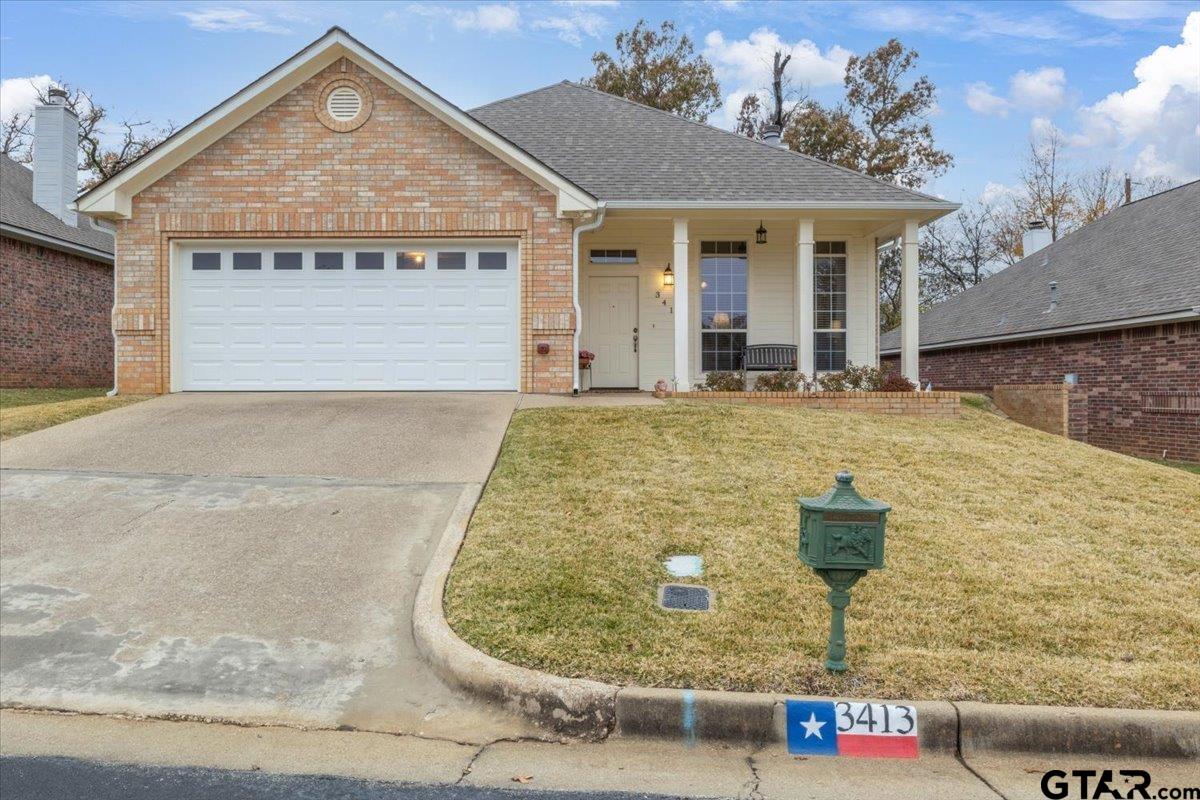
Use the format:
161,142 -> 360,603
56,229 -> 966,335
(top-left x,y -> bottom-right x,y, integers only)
33,87 -> 79,225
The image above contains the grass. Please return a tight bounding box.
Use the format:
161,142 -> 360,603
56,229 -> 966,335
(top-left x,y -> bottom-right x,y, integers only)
445,403 -> 1200,710
1145,459 -> 1200,475
0,389 -> 148,440
0,387 -> 109,409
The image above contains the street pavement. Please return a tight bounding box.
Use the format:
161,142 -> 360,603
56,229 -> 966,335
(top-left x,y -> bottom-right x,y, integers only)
1,757 -> 689,800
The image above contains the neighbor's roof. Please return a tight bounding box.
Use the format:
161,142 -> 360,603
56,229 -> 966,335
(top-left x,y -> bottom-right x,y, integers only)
470,81 -> 955,208
880,180 -> 1200,353
1,154 -> 114,260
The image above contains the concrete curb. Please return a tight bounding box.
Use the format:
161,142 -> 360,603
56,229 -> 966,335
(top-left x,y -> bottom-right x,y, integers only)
956,702 -> 1200,759
410,484 -> 618,740
414,489 -> 1200,758
614,687 -> 960,755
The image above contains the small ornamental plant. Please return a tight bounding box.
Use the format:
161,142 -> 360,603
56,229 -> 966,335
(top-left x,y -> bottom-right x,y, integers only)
578,349 -> 596,368
703,370 -> 746,392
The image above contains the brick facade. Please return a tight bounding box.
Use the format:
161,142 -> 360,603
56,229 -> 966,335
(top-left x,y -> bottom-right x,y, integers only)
1,235 -> 113,388
112,58 -> 576,394
663,390 -> 960,418
882,321 -> 1200,462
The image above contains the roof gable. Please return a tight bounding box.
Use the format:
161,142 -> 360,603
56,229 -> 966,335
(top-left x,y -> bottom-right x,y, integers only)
880,180 -> 1200,351
77,28 -> 596,220
471,81 -> 957,210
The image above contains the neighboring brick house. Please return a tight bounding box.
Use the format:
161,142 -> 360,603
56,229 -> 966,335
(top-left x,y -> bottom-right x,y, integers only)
882,181 -> 1200,463
2,132 -> 115,389
77,28 -> 955,396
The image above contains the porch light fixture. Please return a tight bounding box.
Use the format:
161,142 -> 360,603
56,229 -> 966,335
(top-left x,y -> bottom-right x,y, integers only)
756,221 -> 768,245
663,264 -> 675,286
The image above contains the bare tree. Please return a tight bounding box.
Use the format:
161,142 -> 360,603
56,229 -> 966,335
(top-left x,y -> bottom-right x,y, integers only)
0,78 -> 176,190
1018,125 -> 1075,241
1076,164 -> 1123,225
735,48 -> 804,139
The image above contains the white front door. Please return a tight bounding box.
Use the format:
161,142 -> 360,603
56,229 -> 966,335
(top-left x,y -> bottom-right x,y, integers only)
588,276 -> 638,388
174,240 -> 519,391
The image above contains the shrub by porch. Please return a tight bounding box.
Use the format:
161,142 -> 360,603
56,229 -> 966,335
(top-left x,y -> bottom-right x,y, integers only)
445,402 -> 1200,710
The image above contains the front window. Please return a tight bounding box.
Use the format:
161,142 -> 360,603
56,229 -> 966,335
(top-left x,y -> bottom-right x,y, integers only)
700,241 -> 748,372
814,241 -> 847,372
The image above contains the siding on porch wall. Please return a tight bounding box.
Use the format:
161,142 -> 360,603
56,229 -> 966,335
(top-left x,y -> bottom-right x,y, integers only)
110,57 -> 575,395
881,321 -> 1200,463
580,220 -> 875,391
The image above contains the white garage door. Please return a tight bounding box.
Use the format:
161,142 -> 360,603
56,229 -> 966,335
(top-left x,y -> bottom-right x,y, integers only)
175,241 -> 519,391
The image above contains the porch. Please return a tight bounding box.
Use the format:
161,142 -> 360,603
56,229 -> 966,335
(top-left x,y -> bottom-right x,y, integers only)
575,211 -> 925,393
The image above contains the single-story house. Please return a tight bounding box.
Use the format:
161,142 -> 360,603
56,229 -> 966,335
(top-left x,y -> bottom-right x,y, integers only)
1,91 -> 116,388
77,27 -> 956,396
881,181 -> 1199,463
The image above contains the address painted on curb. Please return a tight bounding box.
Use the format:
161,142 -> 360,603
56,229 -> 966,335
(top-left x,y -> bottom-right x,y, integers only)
786,700 -> 919,759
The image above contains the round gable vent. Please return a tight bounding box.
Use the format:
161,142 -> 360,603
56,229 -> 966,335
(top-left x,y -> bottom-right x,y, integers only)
315,74 -> 372,132
326,86 -> 362,121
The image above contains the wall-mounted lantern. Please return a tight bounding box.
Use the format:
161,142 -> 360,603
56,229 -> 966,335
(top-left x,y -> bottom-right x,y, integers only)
662,264 -> 675,286
756,221 -> 768,245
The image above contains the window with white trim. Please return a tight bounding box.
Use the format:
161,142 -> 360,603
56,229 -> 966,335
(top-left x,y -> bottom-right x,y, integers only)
814,241 -> 847,372
700,241 -> 748,372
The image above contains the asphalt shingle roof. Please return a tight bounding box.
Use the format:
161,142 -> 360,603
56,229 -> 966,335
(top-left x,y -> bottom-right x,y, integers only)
1,154 -> 114,257
880,180 -> 1200,352
470,81 -> 951,205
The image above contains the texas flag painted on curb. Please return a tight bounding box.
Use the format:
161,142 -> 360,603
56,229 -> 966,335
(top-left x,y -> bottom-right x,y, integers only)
786,700 -> 919,759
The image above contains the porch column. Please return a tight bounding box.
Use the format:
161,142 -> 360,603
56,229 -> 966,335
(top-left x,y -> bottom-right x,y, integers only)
796,218 -> 815,376
672,217 -> 690,389
900,218 -> 920,385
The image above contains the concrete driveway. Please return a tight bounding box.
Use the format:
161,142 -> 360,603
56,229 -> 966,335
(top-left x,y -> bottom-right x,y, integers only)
0,392 -> 531,742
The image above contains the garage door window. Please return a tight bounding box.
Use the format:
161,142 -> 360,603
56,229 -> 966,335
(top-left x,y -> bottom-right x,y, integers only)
437,251 -> 466,270
355,251 -> 384,270
479,252 -> 508,270
192,252 -> 220,270
398,251 -> 426,270
315,252 -> 344,270
274,252 -> 302,270
233,252 -> 262,270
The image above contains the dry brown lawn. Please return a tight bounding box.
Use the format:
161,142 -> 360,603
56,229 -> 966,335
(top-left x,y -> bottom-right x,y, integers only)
445,402 -> 1200,710
0,391 -> 148,440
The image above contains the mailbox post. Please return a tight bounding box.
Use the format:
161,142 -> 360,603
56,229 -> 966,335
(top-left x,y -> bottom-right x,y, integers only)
798,471 -> 890,672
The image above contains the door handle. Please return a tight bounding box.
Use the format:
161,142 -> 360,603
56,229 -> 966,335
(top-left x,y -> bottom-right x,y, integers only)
633,333 -> 639,353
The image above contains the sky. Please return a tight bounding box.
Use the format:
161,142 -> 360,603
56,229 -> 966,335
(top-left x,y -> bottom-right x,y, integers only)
1,0 -> 1197,206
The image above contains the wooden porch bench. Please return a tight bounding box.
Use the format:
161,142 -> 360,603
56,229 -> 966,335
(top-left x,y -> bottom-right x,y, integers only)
742,344 -> 798,371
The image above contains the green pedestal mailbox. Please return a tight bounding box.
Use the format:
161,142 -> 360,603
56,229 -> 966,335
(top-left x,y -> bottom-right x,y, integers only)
798,471 -> 890,672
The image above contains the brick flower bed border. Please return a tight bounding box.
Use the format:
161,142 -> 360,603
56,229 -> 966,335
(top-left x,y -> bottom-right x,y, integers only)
662,390 -> 961,418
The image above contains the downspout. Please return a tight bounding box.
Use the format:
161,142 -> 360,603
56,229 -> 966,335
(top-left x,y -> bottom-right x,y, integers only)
571,203 -> 607,395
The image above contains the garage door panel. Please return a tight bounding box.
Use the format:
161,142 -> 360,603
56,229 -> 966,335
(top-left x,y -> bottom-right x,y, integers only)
177,241 -> 518,391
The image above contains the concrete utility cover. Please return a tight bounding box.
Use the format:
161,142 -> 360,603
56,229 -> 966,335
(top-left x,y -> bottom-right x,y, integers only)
663,555 -> 703,577
658,584 -> 712,612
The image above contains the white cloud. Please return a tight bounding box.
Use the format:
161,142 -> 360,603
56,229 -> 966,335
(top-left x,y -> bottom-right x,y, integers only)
980,181 -> 1019,205
532,7 -> 606,45
965,82 -> 1011,117
453,4 -> 520,34
964,67 -> 1067,117
703,27 -> 852,127
176,7 -> 292,34
1070,11 -> 1199,179
1009,67 -> 1067,111
0,75 -> 53,120
1066,1 -> 1182,21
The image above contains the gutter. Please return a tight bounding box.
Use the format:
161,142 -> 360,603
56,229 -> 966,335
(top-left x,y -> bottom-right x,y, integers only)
602,200 -> 960,211
1,223 -> 114,264
571,204 -> 607,394
879,309 -> 1200,355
